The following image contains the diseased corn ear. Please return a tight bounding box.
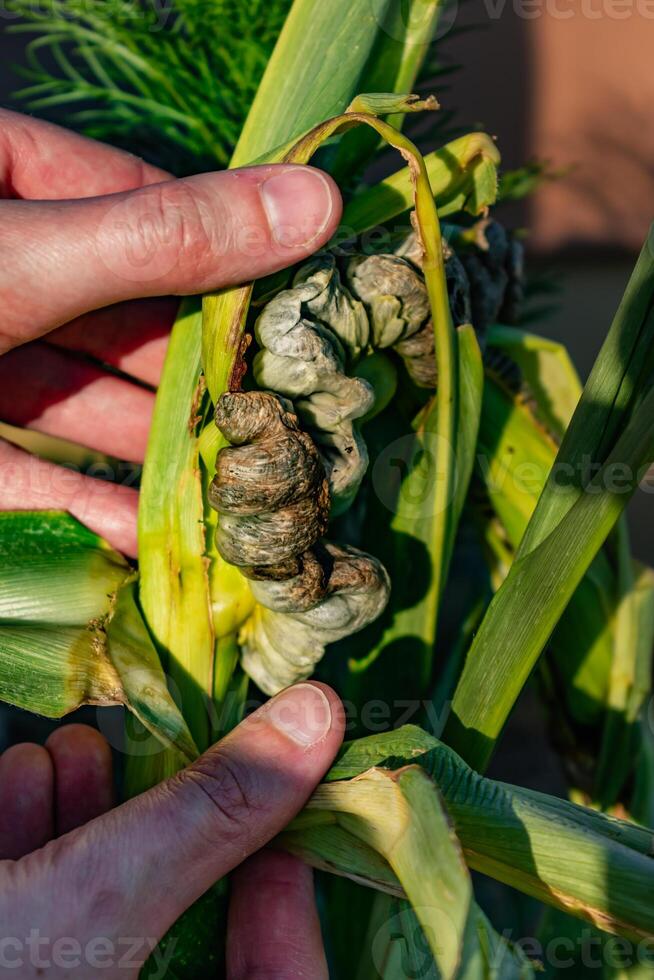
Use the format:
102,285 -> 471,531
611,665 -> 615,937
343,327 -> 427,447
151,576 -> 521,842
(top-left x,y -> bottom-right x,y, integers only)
455,221 -> 525,332
242,543 -> 390,694
210,391 -> 330,576
346,238 -> 436,388
346,252 -> 430,348
207,219 -> 526,693
210,390 -> 391,693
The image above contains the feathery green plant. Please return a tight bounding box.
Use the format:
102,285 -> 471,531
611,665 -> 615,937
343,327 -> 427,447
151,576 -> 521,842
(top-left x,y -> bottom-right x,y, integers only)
8,0 -> 292,173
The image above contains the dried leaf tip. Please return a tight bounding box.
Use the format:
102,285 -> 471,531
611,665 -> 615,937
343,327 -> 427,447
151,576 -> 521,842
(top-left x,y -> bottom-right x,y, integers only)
345,93 -> 440,117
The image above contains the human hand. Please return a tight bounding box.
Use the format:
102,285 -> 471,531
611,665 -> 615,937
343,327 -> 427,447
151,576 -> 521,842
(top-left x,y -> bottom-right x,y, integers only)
0,682 -> 344,978
0,110 -> 342,555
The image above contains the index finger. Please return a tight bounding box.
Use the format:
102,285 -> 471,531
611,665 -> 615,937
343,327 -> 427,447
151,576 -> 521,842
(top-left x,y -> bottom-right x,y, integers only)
0,109 -> 170,201
228,851 -> 329,980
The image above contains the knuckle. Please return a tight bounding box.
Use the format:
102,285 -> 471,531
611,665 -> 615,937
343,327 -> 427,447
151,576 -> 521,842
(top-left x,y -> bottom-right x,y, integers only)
179,751 -> 261,845
97,179 -> 220,284
0,114 -> 37,198
14,832 -> 124,929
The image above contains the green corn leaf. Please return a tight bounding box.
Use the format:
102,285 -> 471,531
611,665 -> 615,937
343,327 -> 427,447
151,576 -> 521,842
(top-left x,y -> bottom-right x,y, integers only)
362,1 -> 445,124
632,715 -> 654,829
477,368 -> 560,547
233,0 -> 391,165
342,132 -> 501,234
449,383 -> 654,771
137,300 -> 215,757
449,324 -> 484,563
0,509 -> 130,625
328,0 -> 447,180
305,764 -> 473,979
281,727 -> 654,945
546,565 -> 615,729
354,894 -> 534,980
0,511 -> 196,761
477,366 -> 617,730
595,537 -> 654,809
447,231 -> 654,771
328,724 -> 438,778
340,321 -> 482,703
519,226 -> 654,559
486,324 -> 582,438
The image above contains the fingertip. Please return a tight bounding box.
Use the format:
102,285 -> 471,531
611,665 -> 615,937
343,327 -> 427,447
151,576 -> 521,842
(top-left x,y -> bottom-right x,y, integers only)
46,724 -> 114,834
301,680 -> 347,748
253,681 -> 345,761
45,723 -> 111,767
0,741 -> 53,784
0,743 -> 54,859
228,849 -> 327,980
258,164 -> 343,252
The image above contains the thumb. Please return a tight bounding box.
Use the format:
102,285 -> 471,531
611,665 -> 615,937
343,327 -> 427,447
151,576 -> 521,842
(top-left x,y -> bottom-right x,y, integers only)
0,165 -> 342,350
3,683 -> 344,962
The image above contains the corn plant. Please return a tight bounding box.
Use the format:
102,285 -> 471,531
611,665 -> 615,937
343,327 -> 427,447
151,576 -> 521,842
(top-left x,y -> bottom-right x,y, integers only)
3,1 -> 654,976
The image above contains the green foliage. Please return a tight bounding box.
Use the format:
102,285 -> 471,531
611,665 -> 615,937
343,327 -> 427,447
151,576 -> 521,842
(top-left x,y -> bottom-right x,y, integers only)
0,511 -> 197,759
284,726 -> 654,947
498,160 -> 564,202
447,228 -> 654,772
9,0 -> 292,173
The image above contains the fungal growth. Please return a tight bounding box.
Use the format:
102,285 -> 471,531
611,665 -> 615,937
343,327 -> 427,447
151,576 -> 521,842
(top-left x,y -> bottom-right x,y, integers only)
240,542 -> 390,694
210,390 -> 390,695
210,224 -> 523,693
210,391 -> 330,579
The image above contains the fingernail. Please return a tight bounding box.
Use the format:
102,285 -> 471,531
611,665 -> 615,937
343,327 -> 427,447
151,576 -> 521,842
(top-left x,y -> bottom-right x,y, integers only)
264,683 -> 333,747
261,168 -> 336,249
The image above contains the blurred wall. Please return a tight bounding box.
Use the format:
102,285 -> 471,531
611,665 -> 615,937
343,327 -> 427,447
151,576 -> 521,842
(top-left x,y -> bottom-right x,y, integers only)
440,4 -> 653,560
441,2 -> 654,252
